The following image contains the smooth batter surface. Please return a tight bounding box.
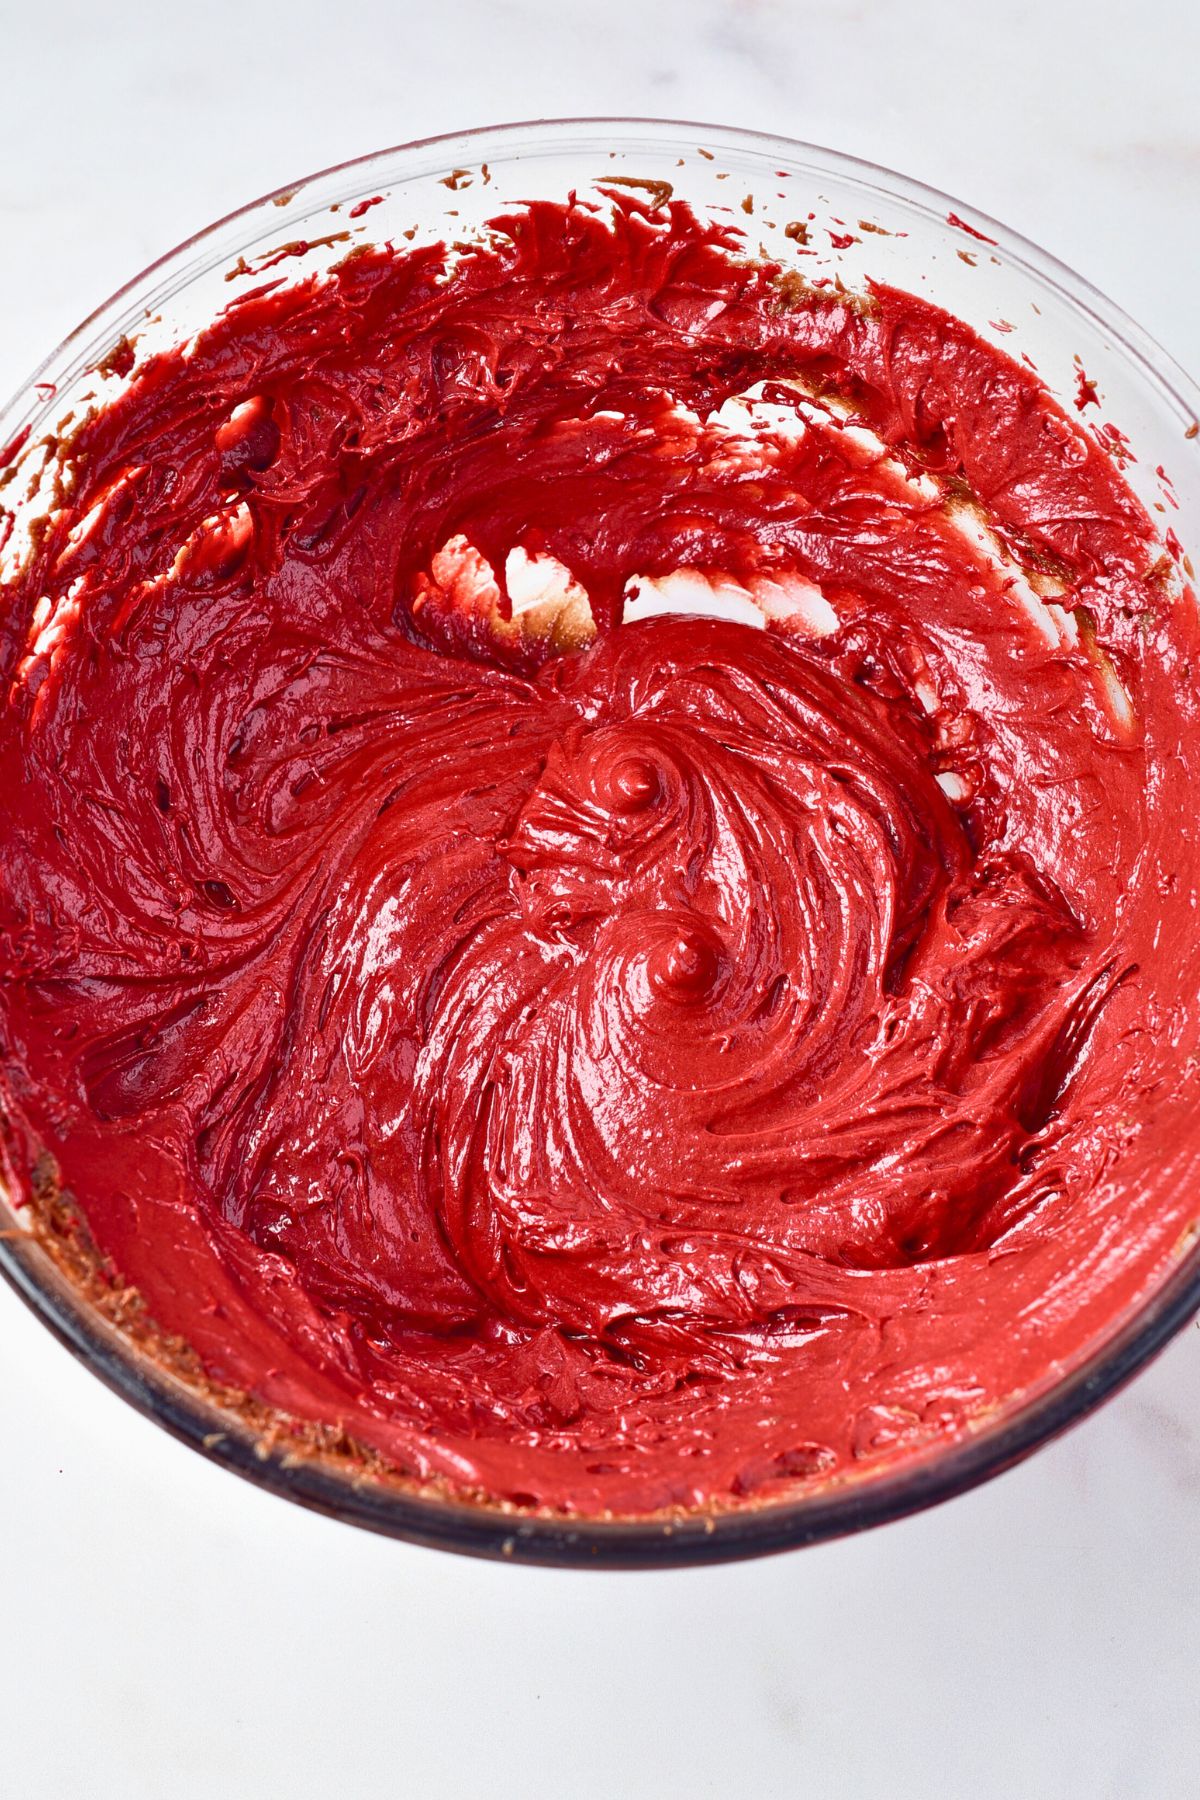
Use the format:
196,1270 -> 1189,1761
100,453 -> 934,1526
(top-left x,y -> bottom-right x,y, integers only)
2,194 -> 1199,1513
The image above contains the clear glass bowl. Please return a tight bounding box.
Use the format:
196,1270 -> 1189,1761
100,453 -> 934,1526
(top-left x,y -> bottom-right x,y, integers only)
2,119 -> 1198,1567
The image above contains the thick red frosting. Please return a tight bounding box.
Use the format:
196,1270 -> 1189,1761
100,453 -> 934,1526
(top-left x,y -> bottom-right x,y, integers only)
2,194 -> 1199,1513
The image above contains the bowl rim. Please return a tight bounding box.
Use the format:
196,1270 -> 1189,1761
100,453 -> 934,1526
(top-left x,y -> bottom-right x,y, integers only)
2,116 -> 1199,1569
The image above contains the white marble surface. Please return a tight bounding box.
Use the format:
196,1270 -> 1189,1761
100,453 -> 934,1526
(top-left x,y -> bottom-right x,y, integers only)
2,3 -> 1199,1794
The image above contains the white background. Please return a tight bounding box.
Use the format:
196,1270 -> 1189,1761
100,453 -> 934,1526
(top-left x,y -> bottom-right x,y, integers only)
2,2 -> 1199,1794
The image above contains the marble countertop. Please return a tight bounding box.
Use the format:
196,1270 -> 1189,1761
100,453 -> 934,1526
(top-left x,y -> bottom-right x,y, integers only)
2,3 -> 1198,1795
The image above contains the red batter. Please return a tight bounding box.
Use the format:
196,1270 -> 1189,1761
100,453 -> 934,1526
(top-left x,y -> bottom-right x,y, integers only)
2,194 -> 1199,1513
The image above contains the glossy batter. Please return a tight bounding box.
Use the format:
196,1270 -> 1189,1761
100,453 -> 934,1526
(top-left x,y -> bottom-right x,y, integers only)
2,194 -> 1199,1513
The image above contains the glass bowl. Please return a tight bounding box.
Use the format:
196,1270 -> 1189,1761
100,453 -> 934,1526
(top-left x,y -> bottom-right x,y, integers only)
2,118 -> 1198,1568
